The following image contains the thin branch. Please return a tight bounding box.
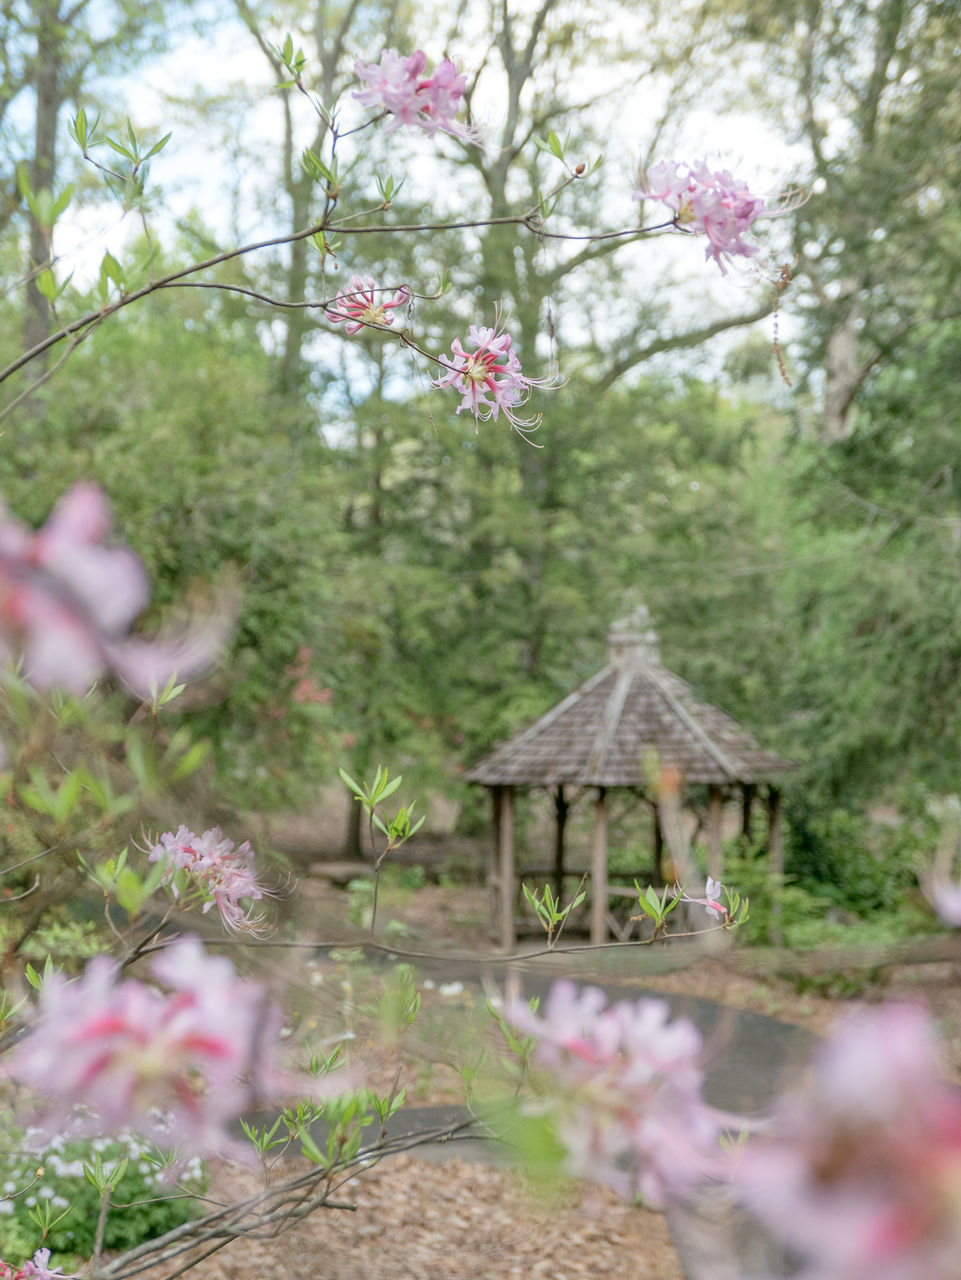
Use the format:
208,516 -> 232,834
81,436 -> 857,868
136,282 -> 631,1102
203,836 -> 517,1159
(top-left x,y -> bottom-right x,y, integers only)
0,875 -> 39,903
135,918 -> 738,967
0,317 -> 103,424
0,201 -> 665,390
593,298 -> 776,393
0,844 -> 61,879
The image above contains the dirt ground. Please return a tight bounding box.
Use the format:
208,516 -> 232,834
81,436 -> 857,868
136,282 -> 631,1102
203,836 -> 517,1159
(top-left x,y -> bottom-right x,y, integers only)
129,870 -> 961,1280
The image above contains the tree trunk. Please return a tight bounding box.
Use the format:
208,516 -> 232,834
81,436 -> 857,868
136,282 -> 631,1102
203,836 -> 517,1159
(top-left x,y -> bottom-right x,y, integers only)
23,0 -> 63,364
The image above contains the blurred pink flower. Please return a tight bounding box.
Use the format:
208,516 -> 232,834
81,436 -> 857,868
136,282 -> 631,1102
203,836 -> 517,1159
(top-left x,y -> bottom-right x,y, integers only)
148,826 -> 268,933
634,160 -> 768,273
291,677 -> 332,704
434,319 -> 557,441
926,873 -> 961,926
353,49 -> 477,143
736,1003 -> 961,1280
507,980 -> 723,1206
0,483 -> 227,696
13,1249 -> 76,1279
7,938 -> 297,1157
325,276 -> 410,335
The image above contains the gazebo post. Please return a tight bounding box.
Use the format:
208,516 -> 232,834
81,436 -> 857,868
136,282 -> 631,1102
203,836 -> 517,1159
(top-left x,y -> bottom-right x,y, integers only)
488,786 -> 503,939
708,785 -> 724,881
742,783 -> 756,842
767,785 -> 783,943
590,787 -> 608,944
652,803 -> 664,886
498,785 -> 516,949
553,784 -> 568,904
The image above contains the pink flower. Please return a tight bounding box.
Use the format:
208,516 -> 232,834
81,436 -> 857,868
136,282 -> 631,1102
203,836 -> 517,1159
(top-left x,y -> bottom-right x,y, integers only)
735,1003 -> 961,1280
0,483 -> 227,696
507,980 -> 723,1206
325,275 -> 410,335
675,876 -> 728,921
704,876 -> 726,919
148,826 -> 268,933
353,49 -> 478,143
926,874 -> 961,926
14,1249 -> 76,1279
433,319 -> 557,442
634,160 -> 768,273
6,938 -> 299,1157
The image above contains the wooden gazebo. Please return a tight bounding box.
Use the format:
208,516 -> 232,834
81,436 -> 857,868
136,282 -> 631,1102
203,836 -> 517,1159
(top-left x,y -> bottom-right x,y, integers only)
466,609 -> 794,947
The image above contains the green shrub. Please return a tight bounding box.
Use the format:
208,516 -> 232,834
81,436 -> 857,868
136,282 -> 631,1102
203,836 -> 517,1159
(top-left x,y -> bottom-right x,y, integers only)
785,805 -> 915,915
0,1129 -> 206,1266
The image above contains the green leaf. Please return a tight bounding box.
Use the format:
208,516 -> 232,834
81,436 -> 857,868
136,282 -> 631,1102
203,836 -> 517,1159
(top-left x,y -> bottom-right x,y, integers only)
71,107 -> 89,148
143,132 -> 172,161
339,768 -> 366,799
99,250 -> 125,298
378,775 -> 402,802
104,136 -> 136,160
35,269 -> 58,301
51,183 -> 74,218
167,738 -> 208,783
15,161 -> 32,201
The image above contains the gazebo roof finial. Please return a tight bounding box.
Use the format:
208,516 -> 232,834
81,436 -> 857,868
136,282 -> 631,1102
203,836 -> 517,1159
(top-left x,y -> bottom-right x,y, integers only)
607,604 -> 660,669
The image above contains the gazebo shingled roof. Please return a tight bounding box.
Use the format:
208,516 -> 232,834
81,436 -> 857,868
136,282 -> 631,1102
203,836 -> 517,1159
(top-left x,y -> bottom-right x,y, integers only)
466,609 -> 793,948
465,625 -> 791,789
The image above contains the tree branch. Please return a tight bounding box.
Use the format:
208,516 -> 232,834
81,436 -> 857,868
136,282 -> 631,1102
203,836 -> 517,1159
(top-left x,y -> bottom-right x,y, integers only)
593,298 -> 776,393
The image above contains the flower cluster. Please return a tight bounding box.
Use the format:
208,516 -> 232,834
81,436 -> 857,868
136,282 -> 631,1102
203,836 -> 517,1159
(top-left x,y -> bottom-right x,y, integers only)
507,980 -> 723,1206
0,483 -> 226,697
0,1249 -> 75,1280
147,826 -> 267,933
6,938 -> 292,1157
634,160 -> 768,273
353,49 -> 477,143
325,276 -> 410,334
736,1003 -> 961,1280
433,320 -> 557,442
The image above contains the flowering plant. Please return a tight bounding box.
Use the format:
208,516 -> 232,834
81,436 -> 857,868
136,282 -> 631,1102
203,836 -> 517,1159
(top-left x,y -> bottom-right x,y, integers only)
634,160 -> 771,273
353,49 -> 478,142
6,938 -> 304,1158
146,826 -> 269,933
506,981 -> 726,1207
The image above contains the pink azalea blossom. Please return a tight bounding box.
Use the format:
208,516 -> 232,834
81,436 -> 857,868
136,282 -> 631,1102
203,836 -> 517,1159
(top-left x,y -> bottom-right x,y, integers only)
507,980 -> 723,1206
147,826 -> 269,933
5,937 -> 300,1157
703,876 -> 726,919
325,275 -> 411,335
925,873 -> 961,926
433,319 -> 557,442
676,876 -> 728,921
0,483 -> 227,696
353,49 -> 478,143
13,1249 -> 77,1280
735,1003 -> 961,1280
634,160 -> 768,273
